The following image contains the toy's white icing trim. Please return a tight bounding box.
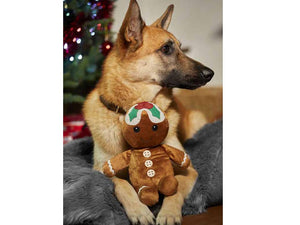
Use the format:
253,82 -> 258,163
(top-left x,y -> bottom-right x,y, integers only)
125,103 -> 165,126
138,186 -> 148,195
107,160 -> 115,175
180,153 -> 188,167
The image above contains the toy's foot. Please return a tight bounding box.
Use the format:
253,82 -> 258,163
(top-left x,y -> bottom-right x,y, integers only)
158,175 -> 178,196
138,186 -> 159,206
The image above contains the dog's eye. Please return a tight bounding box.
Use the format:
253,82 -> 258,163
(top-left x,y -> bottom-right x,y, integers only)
161,43 -> 173,55
152,125 -> 158,131
133,126 -> 140,133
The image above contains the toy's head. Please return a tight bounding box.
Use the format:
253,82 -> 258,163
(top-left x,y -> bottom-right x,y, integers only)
122,102 -> 169,148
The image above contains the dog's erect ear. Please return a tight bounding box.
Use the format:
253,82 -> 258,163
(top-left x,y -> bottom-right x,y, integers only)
118,0 -> 145,51
151,4 -> 174,30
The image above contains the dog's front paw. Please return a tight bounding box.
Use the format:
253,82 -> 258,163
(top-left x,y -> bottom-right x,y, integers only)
156,206 -> 182,225
125,201 -> 155,225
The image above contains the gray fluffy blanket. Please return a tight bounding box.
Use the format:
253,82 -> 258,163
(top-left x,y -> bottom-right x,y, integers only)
64,120 -> 222,225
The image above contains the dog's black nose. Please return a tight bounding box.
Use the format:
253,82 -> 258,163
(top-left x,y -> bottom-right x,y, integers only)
201,67 -> 214,81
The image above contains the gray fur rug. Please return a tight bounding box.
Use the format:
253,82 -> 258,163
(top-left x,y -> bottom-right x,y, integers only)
64,120 -> 222,225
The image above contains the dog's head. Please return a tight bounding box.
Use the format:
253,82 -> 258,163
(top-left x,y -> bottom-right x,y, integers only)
112,0 -> 214,90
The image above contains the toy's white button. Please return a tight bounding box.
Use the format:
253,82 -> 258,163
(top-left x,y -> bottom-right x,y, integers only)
143,150 -> 151,158
147,169 -> 155,177
144,160 -> 153,168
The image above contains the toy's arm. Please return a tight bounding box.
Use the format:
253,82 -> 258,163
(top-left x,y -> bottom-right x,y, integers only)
102,150 -> 132,177
162,144 -> 190,169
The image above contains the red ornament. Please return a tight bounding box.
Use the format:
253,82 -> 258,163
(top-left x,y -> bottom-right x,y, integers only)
100,41 -> 113,56
63,114 -> 91,144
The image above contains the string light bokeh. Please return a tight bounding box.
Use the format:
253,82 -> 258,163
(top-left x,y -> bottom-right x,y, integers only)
64,0 -> 115,111
63,0 -> 114,61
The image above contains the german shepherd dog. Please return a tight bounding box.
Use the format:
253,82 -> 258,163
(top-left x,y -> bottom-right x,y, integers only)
83,0 -> 214,224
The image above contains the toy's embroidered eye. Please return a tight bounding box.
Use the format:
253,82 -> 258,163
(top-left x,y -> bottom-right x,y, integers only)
152,125 -> 158,131
133,126 -> 140,133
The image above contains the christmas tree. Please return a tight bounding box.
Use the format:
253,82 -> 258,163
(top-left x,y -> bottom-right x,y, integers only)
63,0 -> 115,114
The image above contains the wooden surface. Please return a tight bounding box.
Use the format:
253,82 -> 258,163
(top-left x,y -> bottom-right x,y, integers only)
182,205 -> 223,225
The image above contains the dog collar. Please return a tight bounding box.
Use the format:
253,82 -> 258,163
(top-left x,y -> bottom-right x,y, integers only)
99,95 -> 126,115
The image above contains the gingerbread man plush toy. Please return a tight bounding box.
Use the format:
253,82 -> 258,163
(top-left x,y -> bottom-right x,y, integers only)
102,102 -> 190,206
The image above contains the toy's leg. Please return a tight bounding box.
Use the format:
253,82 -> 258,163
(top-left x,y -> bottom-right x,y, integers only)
158,175 -> 178,196
137,185 -> 159,207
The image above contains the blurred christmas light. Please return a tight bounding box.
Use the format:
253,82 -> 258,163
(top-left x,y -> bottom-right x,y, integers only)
100,41 -> 113,56
63,0 -> 115,110
64,43 -> 68,50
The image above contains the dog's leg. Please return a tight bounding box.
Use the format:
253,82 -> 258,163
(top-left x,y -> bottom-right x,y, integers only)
112,176 -> 155,225
157,136 -> 198,225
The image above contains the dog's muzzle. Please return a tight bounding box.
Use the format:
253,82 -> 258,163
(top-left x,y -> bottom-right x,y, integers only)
160,66 -> 214,90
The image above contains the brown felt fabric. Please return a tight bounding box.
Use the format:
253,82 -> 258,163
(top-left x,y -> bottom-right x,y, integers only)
102,106 -> 190,206
103,146 -> 189,206
129,146 -> 174,188
138,186 -> 159,206
122,112 -> 169,148
158,175 -> 178,196
162,144 -> 190,169
102,150 -> 132,177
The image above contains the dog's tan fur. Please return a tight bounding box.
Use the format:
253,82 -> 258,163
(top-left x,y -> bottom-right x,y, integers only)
83,1 -> 213,224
